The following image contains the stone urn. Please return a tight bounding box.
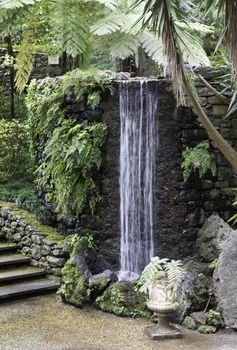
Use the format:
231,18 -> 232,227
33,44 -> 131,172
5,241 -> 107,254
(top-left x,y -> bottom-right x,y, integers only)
146,272 -> 183,340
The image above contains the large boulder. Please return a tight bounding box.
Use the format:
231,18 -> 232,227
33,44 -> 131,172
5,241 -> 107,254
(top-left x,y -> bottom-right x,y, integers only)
88,270 -> 118,300
174,259 -> 213,323
196,214 -> 232,262
214,230 -> 237,329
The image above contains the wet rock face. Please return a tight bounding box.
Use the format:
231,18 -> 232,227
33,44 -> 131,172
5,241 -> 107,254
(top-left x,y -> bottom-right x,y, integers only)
196,214 -> 233,262
34,72 -> 237,270
214,230 -> 237,329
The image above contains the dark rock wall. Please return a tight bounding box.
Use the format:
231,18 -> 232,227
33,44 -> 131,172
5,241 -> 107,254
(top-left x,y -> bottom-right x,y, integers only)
35,75 -> 237,272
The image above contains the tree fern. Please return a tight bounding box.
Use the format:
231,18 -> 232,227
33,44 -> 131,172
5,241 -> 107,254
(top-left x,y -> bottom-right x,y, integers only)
91,14 -> 127,36
54,0 -> 91,59
91,0 -> 210,69
15,30 -> 34,93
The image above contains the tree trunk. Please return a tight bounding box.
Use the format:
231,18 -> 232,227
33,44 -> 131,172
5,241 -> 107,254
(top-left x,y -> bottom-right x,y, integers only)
4,35 -> 15,119
183,73 -> 237,173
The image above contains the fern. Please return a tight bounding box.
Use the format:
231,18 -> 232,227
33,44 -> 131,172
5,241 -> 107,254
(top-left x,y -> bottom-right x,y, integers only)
164,260 -> 184,291
139,257 -> 169,294
54,0 -> 91,59
139,257 -> 184,295
181,141 -> 217,181
26,69 -> 112,216
91,14 -> 126,36
91,0 -> 210,68
140,31 -> 167,65
15,30 -> 34,93
110,33 -> 139,60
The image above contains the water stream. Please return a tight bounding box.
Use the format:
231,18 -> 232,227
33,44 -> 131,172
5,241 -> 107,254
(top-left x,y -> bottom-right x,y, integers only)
119,80 -> 158,280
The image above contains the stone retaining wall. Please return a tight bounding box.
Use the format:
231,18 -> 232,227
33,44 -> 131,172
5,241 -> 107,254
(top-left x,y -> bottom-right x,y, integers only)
0,206 -> 68,277
0,48 -> 60,119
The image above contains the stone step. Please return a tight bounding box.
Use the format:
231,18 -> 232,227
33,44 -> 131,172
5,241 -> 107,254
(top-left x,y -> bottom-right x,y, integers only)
0,267 -> 47,283
0,254 -> 31,267
0,242 -> 18,253
0,279 -> 60,300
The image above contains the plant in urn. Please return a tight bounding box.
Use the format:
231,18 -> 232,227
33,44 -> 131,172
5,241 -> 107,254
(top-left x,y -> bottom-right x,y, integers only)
139,257 -> 184,340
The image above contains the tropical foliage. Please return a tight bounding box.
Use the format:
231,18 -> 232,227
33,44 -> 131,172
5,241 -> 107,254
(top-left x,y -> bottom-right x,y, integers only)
0,119 -> 32,182
133,0 -> 237,172
91,0 -> 210,68
181,141 -> 217,180
26,69 -> 111,215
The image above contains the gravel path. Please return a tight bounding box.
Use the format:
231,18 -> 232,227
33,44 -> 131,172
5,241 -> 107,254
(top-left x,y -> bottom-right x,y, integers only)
0,295 -> 236,350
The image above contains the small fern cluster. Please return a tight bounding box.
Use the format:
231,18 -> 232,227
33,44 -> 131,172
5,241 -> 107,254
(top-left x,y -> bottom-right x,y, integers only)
139,257 -> 184,294
181,141 -> 217,181
26,68 -> 112,216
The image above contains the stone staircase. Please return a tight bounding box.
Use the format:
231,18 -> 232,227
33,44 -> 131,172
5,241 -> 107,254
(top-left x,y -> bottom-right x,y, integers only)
0,239 -> 60,300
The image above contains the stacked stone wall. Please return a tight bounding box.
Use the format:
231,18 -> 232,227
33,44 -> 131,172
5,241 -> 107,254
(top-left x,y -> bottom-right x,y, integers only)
0,205 -> 68,278
0,49 -> 60,119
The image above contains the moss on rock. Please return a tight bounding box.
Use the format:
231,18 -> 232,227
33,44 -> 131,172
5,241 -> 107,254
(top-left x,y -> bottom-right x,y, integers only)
59,236 -> 92,307
0,201 -> 64,243
182,316 -> 197,330
95,281 -> 151,318
207,309 -> 224,329
198,325 -> 217,334
59,259 -> 89,307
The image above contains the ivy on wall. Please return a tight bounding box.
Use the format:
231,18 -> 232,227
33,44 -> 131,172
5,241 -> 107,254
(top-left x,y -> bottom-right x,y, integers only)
26,68 -> 112,215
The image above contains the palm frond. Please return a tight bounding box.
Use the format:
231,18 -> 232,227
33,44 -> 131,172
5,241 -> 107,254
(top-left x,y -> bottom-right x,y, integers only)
135,0 -> 188,103
0,0 -> 38,8
224,0 -> 237,83
15,30 -> 34,93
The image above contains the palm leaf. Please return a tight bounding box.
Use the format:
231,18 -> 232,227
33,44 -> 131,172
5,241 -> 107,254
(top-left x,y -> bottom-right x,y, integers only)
0,0 -> 38,8
15,31 -> 34,93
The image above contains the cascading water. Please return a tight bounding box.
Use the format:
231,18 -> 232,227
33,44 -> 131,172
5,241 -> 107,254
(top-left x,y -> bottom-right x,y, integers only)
119,80 -> 158,280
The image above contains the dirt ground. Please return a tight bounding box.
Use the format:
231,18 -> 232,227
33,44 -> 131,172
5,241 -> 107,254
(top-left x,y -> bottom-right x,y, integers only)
0,294 -> 237,350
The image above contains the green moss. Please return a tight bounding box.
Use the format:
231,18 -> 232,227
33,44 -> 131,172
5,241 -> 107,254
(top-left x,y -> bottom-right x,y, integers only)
59,236 -> 91,307
0,201 -> 64,243
198,325 -> 217,334
59,259 -> 89,307
182,316 -> 197,330
198,243 -> 213,260
207,310 -> 225,329
96,281 -> 151,318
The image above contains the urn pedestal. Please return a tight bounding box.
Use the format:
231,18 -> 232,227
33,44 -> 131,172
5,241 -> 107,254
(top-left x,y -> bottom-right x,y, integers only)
146,295 -> 183,339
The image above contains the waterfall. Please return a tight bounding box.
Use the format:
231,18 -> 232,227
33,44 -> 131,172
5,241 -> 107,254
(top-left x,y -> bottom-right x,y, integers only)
119,80 -> 158,280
